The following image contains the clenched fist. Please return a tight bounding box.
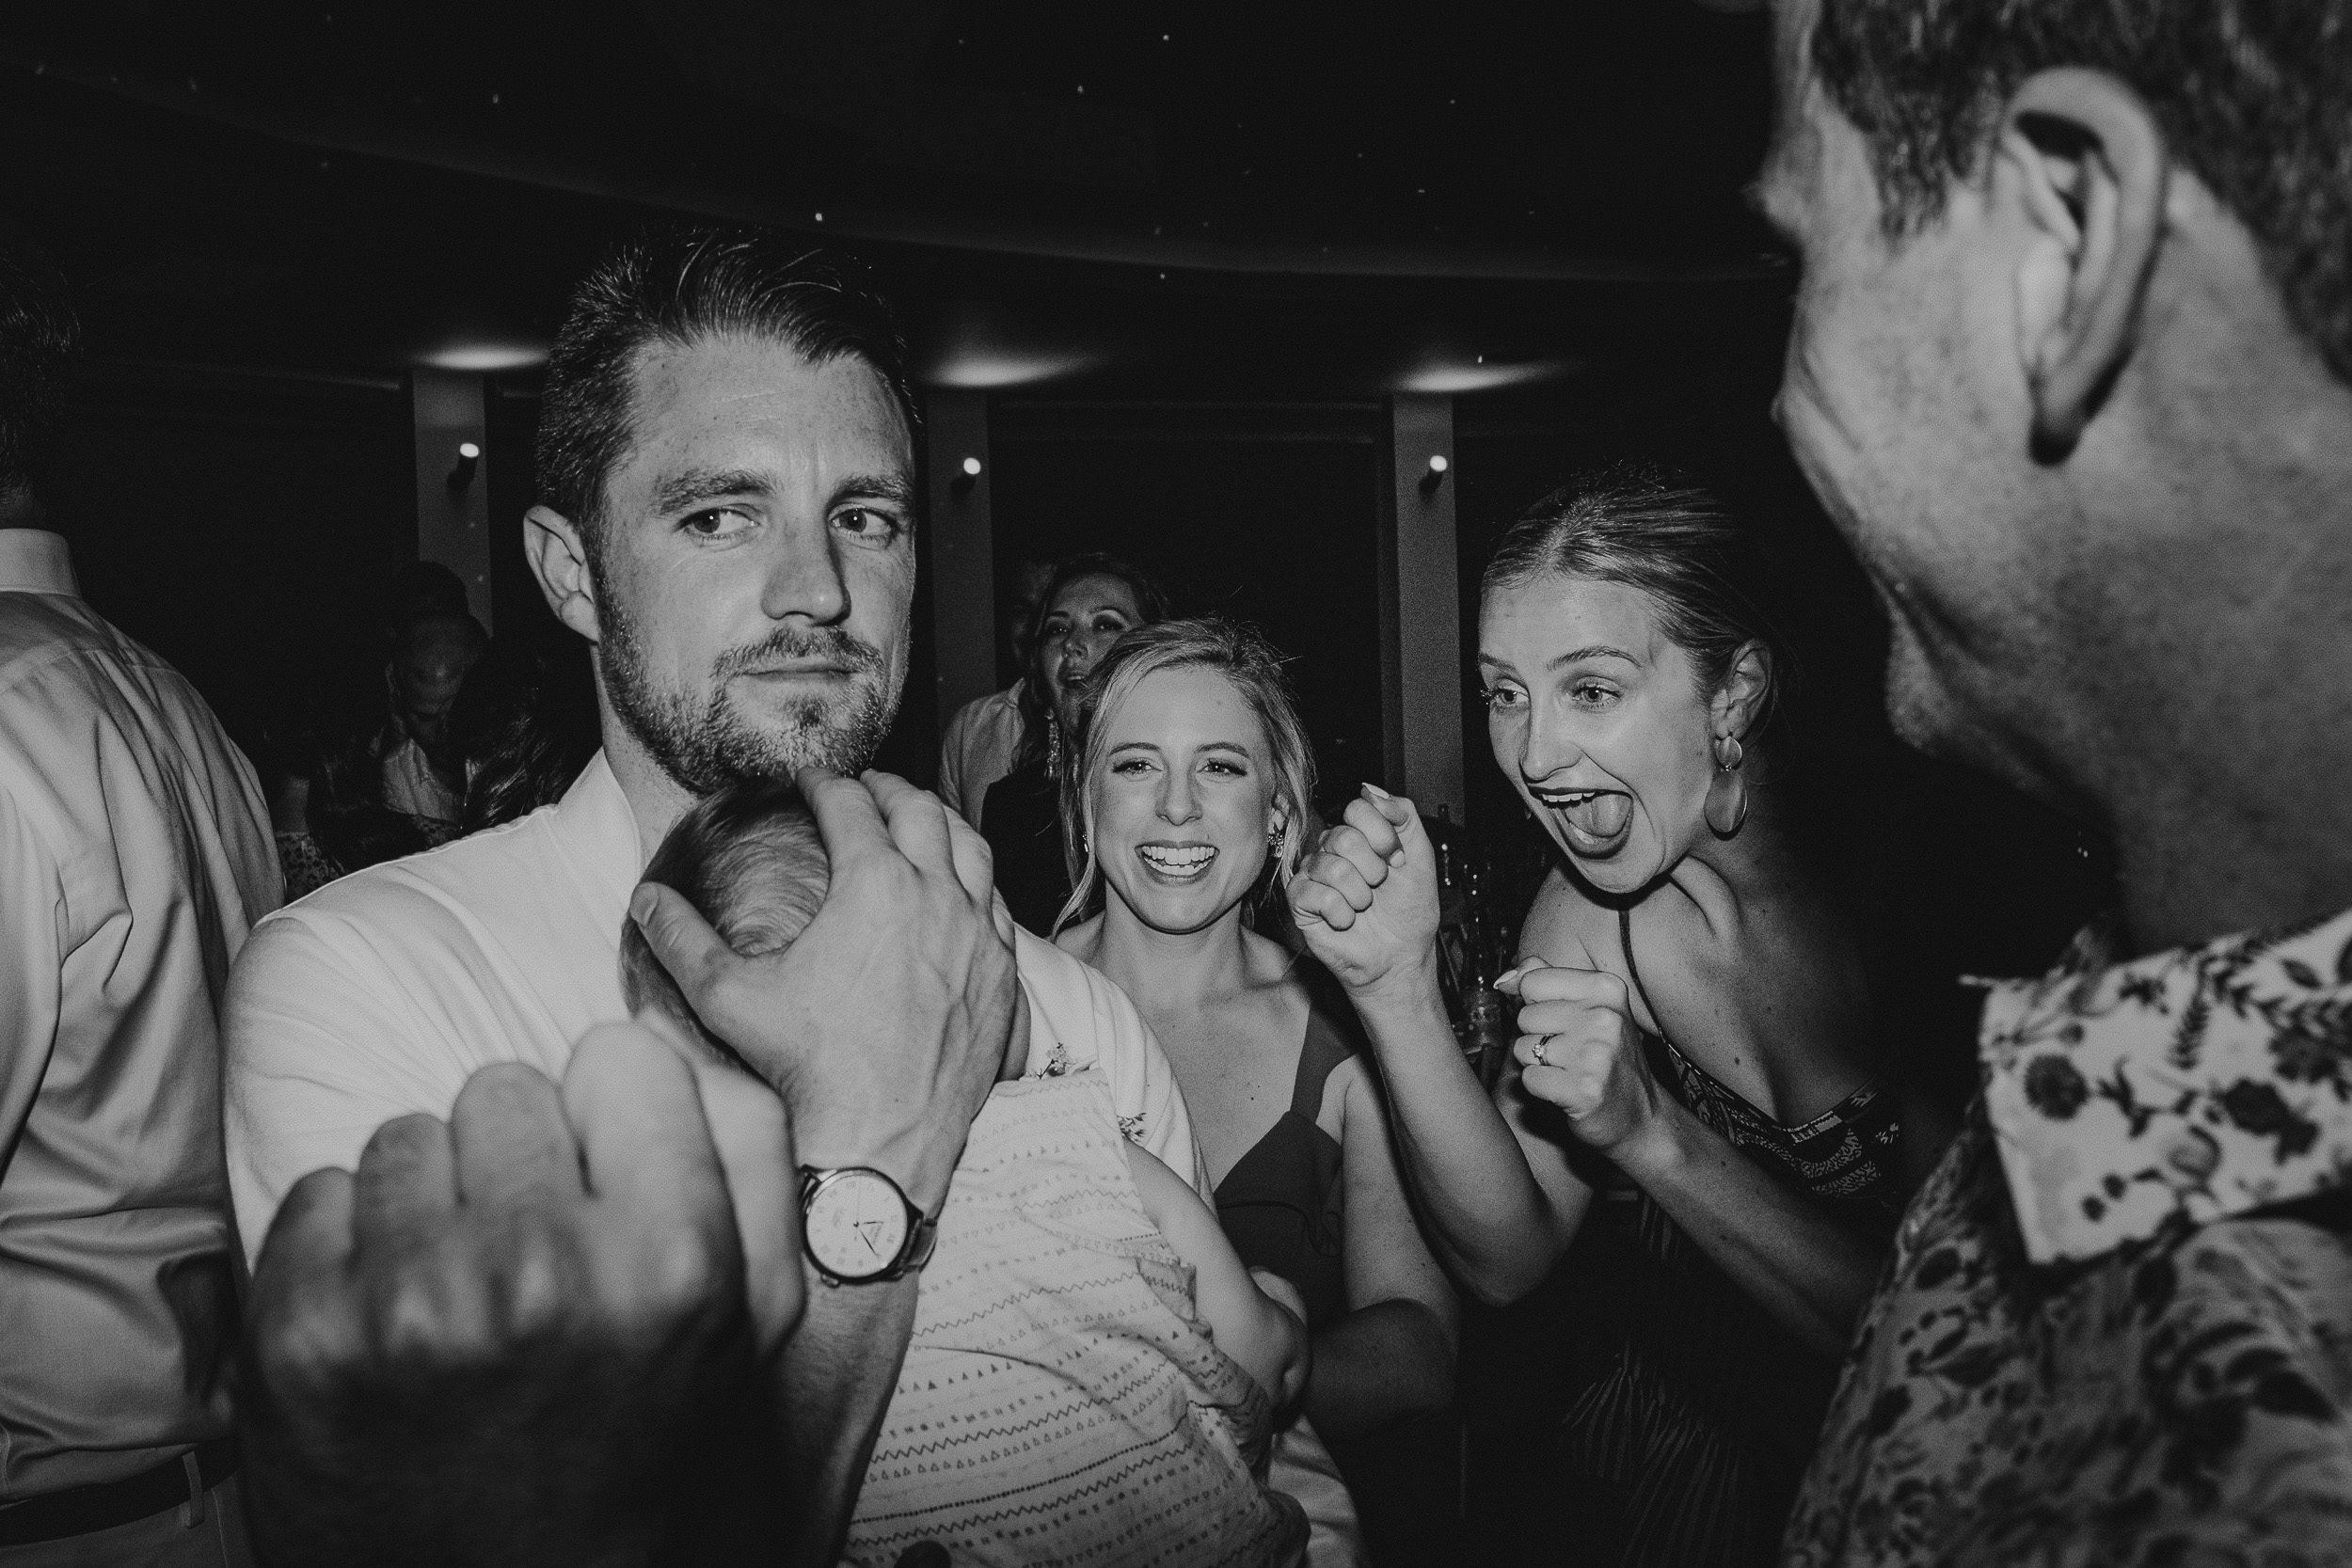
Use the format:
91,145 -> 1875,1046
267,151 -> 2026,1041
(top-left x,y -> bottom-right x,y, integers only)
239,1022 -> 802,1568
1286,784 -> 1443,1006
1505,959 -> 1669,1157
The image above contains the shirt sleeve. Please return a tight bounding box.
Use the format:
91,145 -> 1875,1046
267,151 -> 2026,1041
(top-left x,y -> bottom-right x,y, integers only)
1126,1001 -> 1215,1204
936,699 -> 977,818
1012,929 -> 1214,1202
0,785 -> 62,1188
222,911 -> 467,1266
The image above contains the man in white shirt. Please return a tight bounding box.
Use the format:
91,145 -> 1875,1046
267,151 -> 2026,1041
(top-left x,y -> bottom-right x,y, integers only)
0,256 -> 279,1563
935,554 -> 1050,828
225,228 -> 1201,1564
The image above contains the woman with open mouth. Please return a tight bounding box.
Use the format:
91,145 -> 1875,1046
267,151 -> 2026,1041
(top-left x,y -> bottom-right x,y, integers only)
1054,617 -> 1459,1568
1287,466 -> 1954,1568
978,552 -> 1168,936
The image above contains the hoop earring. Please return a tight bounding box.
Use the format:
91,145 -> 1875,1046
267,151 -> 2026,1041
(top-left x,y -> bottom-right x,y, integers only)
1704,733 -> 1749,838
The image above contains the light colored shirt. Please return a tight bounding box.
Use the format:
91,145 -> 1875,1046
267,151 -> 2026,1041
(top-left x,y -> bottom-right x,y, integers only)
224,750 -> 1210,1260
850,1069 -> 1305,1568
936,684 -> 1025,829
378,733 -> 460,824
0,530 -> 279,1500
1786,909 -> 2352,1566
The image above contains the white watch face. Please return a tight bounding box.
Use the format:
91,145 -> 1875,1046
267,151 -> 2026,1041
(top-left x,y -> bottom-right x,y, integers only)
804,1170 -> 911,1279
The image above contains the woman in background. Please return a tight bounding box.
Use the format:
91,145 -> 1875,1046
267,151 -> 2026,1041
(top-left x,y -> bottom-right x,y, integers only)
980,552 -> 1169,935
1289,467 -> 1952,1566
1056,617 -> 1457,1564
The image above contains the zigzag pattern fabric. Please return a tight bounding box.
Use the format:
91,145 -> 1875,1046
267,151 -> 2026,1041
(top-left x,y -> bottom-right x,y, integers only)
849,1070 -> 1307,1568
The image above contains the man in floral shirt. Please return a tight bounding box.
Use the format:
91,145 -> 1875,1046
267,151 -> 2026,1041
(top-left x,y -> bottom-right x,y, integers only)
1753,0 -> 2352,1561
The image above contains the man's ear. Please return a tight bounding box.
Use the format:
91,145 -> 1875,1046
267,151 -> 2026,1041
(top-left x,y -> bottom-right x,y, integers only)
1996,68 -> 2169,456
1711,641 -> 1772,741
524,504 -> 602,644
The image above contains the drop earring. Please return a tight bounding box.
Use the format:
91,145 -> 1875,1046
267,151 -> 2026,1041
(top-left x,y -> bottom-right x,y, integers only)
1704,733 -> 1749,837
1046,719 -> 1063,780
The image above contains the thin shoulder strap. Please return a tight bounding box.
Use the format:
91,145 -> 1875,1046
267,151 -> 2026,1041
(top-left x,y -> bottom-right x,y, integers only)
1290,962 -> 1362,1120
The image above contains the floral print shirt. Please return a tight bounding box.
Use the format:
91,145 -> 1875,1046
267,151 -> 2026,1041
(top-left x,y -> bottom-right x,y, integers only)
1784,910 -> 2352,1567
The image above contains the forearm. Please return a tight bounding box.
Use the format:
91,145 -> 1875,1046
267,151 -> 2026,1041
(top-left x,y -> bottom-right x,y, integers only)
1351,973 -> 1570,1302
1226,1281 -> 1311,1412
773,1275 -> 920,1568
1617,1101 -> 1883,1358
1302,1298 -> 1455,1439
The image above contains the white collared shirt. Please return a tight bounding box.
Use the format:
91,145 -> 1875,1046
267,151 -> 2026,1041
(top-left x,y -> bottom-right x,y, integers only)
225,750 -> 1209,1261
0,529 -> 279,1497
935,682 -> 1025,828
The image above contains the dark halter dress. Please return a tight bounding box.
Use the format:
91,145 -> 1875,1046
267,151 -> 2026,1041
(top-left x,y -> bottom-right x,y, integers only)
1559,907 -> 1906,1568
1213,962 -> 1466,1563
1211,962 -> 1360,1336
977,752 -> 1073,939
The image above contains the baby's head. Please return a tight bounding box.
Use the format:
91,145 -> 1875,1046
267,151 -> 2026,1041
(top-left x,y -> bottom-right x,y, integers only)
619,780 -> 829,1067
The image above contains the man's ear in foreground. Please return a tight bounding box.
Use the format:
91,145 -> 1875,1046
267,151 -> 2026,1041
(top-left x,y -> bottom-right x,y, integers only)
1993,68 -> 2169,457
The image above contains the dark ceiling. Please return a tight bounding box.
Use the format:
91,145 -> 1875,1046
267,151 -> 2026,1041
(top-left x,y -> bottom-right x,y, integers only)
0,0 -> 1789,399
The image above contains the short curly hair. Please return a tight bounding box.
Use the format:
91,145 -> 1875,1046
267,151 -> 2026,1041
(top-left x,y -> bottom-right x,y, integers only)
1812,0 -> 2352,384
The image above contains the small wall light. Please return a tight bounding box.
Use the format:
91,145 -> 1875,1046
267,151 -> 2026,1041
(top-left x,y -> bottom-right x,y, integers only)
961,456 -> 983,477
1420,452 -> 1450,496
449,441 -> 481,490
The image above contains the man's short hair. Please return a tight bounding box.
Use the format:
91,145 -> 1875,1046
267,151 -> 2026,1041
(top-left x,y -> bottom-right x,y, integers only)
1813,0 -> 2352,384
536,225 -> 919,561
0,251 -> 79,499
617,781 -> 830,1066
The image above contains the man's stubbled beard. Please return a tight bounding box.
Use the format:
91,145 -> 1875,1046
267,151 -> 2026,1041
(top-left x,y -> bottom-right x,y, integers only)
597,581 -> 904,797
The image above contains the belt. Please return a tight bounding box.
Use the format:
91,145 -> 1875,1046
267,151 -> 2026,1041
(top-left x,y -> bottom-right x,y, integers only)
0,1436 -> 239,1546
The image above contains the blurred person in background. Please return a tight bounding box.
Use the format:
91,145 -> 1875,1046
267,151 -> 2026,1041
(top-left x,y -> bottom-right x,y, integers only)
382,559 -> 469,628
936,553 -> 1052,828
270,580 -> 489,900
0,253 -> 278,1563
983,551 -> 1169,936
450,626 -> 601,833
376,602 -> 486,824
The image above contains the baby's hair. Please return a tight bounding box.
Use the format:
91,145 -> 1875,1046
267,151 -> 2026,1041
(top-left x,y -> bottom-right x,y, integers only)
618,780 -> 829,1067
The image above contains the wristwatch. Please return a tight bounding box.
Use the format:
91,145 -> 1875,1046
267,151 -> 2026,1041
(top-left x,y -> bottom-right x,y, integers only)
798,1165 -> 939,1286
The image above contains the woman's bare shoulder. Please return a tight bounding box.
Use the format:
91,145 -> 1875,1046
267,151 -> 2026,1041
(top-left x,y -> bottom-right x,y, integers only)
1518,866 -> 1609,970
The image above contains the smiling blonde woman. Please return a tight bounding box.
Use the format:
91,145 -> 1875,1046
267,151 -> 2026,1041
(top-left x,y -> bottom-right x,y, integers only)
1055,617 -> 1459,1566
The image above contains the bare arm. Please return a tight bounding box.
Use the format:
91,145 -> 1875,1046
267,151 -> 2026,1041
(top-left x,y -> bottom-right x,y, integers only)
1506,959 -> 1882,1358
1294,789 -> 1883,1350
1128,1142 -> 1311,1407
770,1283 -> 921,1564
1289,788 -> 1590,1305
1300,1057 -> 1460,1437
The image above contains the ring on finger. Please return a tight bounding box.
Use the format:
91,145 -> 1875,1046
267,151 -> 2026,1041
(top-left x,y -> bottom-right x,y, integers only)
1530,1035 -> 1552,1066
